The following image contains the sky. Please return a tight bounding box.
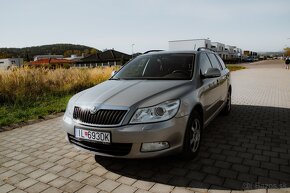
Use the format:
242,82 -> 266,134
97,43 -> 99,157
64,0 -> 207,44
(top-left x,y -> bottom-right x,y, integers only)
0,0 -> 290,54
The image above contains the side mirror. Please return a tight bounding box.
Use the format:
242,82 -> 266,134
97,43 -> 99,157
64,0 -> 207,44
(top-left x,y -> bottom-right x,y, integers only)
202,68 -> 221,79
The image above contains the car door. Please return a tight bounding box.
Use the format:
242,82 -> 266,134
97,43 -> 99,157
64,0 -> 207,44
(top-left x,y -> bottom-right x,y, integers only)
207,53 -> 227,108
198,53 -> 221,122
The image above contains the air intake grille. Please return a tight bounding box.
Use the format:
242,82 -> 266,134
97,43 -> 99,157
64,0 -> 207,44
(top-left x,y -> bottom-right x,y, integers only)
73,107 -> 127,125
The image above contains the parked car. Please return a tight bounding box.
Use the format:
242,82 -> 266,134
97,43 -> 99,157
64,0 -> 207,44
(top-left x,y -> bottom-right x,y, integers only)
63,49 -> 232,159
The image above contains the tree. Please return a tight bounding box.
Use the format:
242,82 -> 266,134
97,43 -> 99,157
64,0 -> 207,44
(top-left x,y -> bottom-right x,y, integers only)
284,47 -> 290,57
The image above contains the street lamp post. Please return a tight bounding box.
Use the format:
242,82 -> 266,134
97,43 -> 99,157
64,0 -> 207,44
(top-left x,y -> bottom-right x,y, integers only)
131,44 -> 135,59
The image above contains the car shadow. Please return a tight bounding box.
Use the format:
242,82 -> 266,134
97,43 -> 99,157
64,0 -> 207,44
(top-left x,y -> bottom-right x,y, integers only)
95,104 -> 290,190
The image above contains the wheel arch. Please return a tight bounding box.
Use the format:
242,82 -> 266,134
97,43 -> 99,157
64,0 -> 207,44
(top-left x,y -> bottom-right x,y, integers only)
191,103 -> 204,129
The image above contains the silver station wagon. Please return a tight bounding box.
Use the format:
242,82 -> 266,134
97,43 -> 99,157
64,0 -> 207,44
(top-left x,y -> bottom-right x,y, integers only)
63,49 -> 231,159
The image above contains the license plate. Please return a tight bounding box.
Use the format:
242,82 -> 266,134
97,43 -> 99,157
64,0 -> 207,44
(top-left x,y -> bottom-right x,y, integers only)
75,128 -> 111,144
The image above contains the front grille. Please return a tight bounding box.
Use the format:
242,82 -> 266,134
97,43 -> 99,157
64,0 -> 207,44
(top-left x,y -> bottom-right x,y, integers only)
68,134 -> 132,156
73,107 -> 127,125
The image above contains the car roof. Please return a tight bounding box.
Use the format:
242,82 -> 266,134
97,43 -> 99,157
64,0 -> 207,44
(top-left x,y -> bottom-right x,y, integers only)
143,50 -> 214,56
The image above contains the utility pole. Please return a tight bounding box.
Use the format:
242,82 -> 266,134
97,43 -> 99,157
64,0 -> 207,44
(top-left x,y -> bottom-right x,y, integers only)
131,44 -> 135,59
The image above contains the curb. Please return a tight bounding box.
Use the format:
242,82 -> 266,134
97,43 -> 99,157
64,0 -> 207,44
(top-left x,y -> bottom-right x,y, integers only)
0,112 -> 64,132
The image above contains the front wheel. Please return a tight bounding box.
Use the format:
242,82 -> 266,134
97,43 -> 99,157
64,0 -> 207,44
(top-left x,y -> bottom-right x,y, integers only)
181,111 -> 202,160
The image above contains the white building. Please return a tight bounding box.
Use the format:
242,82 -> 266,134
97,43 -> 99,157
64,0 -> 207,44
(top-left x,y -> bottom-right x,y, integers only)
169,39 -> 211,51
0,58 -> 23,70
33,55 -> 63,61
211,42 -> 227,60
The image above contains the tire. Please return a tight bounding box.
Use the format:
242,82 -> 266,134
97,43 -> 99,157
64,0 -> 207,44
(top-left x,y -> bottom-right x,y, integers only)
222,90 -> 231,115
181,110 -> 202,160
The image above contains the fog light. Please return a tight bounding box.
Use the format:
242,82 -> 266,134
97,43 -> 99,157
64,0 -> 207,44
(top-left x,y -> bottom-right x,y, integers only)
141,142 -> 169,152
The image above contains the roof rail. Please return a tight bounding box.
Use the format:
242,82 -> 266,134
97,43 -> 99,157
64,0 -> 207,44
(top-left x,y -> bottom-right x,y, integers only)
197,47 -> 215,52
143,50 -> 164,54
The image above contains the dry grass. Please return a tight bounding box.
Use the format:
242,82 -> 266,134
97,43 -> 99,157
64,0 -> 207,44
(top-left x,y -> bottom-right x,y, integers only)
0,66 -> 118,105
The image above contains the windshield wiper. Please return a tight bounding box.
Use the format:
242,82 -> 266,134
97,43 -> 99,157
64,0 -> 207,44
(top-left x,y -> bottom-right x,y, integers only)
109,78 -> 124,80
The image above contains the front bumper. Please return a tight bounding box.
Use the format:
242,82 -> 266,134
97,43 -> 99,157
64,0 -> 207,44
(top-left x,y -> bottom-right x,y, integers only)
63,115 -> 189,158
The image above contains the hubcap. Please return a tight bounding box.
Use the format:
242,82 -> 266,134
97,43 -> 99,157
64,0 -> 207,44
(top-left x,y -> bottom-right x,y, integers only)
190,118 -> 201,152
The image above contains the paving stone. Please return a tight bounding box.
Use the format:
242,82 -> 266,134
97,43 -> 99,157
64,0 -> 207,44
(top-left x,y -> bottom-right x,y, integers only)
69,171 -> 91,182
37,173 -> 58,183
57,167 -> 78,177
226,156 -> 243,164
169,168 -> 188,176
132,180 -> 155,191
202,166 -> 220,175
8,189 -> 27,193
149,183 -> 174,193
116,176 -> 137,186
112,184 -> 137,193
271,157 -> 289,165
0,170 -> 17,180
48,176 -> 71,188
97,179 -> 120,192
60,180 -> 85,192
77,185 -> 100,193
15,178 -> 38,190
103,171 -> 120,180
82,175 -> 105,186
232,164 -> 250,173
0,167 -> 8,174
135,189 -> 151,193
27,169 -> 47,179
269,171 -> 290,181
47,165 -> 66,174
77,163 -> 96,172
219,169 -> 238,179
223,178 -> 244,190
17,166 -> 37,175
237,173 -> 257,182
55,158 -> 73,165
90,167 -> 108,176
171,187 -> 195,193
186,170 -> 206,181
169,176 -> 192,187
38,162 -> 55,170
203,175 -> 224,186
1,160 -> 19,168
152,173 -> 172,184
0,184 -> 16,193
4,174 -> 27,185
24,182 -> 49,193
41,187 -> 62,193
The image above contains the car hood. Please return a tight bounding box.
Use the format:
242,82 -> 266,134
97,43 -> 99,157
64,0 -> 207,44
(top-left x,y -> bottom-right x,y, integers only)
73,79 -> 191,108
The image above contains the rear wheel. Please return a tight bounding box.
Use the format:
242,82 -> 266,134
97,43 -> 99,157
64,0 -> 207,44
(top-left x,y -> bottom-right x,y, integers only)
222,90 -> 231,115
181,111 -> 202,160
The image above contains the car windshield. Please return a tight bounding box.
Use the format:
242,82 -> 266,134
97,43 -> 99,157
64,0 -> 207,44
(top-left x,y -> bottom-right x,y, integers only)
111,53 -> 195,80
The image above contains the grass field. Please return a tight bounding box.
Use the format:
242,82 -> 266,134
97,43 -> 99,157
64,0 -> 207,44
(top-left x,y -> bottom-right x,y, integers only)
0,67 -> 116,127
226,64 -> 246,71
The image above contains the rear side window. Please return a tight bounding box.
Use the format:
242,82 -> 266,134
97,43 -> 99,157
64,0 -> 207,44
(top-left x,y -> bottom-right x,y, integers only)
207,53 -> 222,70
199,53 -> 212,75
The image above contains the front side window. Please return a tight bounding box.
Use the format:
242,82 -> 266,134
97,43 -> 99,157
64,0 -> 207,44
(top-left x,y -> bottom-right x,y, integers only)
112,53 -> 195,80
199,53 -> 212,75
207,53 -> 222,70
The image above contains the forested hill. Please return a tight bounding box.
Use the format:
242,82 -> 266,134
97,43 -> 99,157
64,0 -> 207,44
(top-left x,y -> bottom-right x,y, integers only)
0,44 -> 100,61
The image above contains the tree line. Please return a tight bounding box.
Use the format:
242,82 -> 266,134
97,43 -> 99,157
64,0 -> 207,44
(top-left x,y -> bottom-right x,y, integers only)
0,43 -> 100,61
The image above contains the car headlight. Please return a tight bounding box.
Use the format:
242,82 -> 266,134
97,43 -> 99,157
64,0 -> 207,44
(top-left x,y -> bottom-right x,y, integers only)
130,99 -> 180,124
